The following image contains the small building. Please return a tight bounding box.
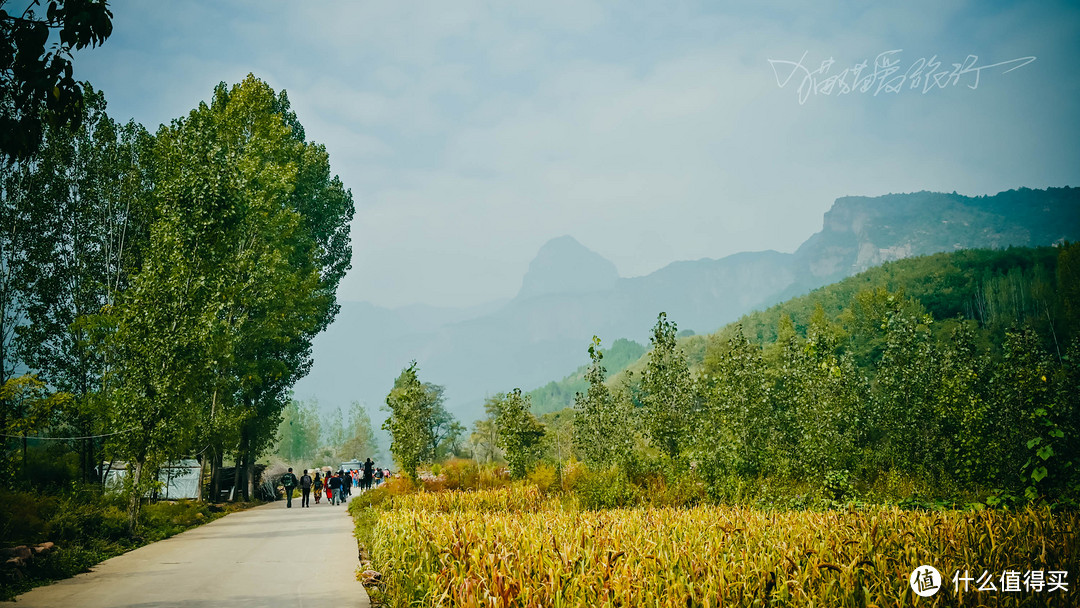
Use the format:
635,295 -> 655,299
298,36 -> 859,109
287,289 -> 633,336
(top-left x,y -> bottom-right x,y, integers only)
102,460 -> 203,500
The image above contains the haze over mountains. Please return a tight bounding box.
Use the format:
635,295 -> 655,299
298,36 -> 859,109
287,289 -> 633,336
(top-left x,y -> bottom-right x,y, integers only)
292,187 -> 1080,423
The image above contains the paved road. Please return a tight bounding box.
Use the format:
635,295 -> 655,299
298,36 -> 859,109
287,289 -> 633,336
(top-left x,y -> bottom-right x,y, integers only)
14,495 -> 370,608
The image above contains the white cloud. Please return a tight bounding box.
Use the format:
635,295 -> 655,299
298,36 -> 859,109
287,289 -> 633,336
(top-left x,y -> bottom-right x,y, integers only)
73,0 -> 1080,307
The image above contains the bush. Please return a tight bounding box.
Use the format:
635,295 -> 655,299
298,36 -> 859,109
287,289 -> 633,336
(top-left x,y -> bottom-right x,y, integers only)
0,491 -> 62,544
577,466 -> 639,510
559,459 -> 586,492
441,458 -> 480,490
477,464 -> 511,490
641,472 -> 708,508
526,464 -> 559,494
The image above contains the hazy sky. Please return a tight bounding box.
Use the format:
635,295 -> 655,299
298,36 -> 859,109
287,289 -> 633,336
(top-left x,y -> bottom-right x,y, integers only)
74,0 -> 1080,308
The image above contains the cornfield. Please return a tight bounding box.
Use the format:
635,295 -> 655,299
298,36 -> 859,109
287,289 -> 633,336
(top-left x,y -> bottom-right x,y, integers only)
364,486 -> 1078,607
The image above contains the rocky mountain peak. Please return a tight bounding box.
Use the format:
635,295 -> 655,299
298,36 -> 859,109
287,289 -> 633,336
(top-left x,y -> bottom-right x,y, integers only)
517,235 -> 619,300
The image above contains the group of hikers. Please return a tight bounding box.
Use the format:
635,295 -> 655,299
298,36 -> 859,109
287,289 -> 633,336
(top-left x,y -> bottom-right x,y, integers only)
278,458 -> 387,508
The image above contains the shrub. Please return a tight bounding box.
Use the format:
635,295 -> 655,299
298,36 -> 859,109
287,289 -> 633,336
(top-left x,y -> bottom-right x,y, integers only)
0,491 -> 62,544
641,472 -> 708,508
559,458 -> 586,492
477,464 -> 511,489
577,466 -> 639,510
526,464 -> 559,494
441,458 -> 480,490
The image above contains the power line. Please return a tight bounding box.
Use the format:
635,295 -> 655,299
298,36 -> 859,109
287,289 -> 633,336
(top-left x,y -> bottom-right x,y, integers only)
0,428 -> 138,440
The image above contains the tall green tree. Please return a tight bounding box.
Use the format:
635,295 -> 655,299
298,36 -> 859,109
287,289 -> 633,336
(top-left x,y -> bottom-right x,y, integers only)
423,383 -> 464,461
469,396 -> 503,464
640,313 -> 696,464
339,401 -> 378,461
700,325 -> 772,477
103,75 -> 353,517
14,87 -> 151,482
494,388 -> 545,479
383,362 -> 435,481
572,336 -> 634,469
275,399 -> 321,463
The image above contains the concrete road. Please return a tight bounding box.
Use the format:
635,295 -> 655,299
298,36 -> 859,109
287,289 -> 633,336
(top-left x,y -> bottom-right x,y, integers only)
14,496 -> 370,608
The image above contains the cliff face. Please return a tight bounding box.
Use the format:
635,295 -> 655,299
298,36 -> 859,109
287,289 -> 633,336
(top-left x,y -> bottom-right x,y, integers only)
792,188 -> 1079,287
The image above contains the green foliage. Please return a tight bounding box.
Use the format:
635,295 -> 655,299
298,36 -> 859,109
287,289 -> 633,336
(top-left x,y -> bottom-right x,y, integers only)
533,245 -> 1080,507
576,466 -> 639,510
426,385 -> 465,461
0,76 -> 354,528
640,313 -> 696,464
699,325 -> 775,478
493,388 -> 545,479
383,362 -> 439,481
275,399 -> 321,463
528,338 -> 645,415
0,0 -> 114,160
740,247 -> 1062,349
572,336 -> 634,469
312,400 -> 378,466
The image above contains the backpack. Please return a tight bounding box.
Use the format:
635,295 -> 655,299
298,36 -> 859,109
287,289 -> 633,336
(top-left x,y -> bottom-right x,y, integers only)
282,473 -> 296,488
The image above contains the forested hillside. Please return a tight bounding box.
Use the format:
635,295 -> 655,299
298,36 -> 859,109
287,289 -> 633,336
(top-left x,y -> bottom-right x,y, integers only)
508,243 -> 1079,506
469,243 -> 1079,506
528,338 -> 645,415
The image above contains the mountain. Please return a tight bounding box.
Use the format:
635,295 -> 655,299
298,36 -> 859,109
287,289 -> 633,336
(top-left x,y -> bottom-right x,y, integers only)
291,187 -> 1080,423
789,188 -> 1079,286
517,235 -> 619,299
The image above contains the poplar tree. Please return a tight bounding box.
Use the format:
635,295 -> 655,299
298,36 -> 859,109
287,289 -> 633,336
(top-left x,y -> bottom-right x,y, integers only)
573,336 -> 633,469
494,388 -> 545,479
383,362 -> 435,481
640,313 -> 696,464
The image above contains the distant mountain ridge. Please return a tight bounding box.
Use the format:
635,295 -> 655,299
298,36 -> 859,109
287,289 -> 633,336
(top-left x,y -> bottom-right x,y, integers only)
291,186 -> 1080,423
518,235 -> 619,299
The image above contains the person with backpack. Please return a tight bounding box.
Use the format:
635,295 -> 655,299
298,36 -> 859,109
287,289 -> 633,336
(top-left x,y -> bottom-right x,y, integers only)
326,470 -> 342,505
299,469 -> 313,508
363,458 -> 375,491
280,467 -> 299,508
313,472 -> 323,504
340,470 -> 352,500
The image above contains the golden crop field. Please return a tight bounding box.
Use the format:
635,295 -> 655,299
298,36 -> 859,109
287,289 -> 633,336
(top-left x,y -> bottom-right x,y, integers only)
361,486 -> 1078,607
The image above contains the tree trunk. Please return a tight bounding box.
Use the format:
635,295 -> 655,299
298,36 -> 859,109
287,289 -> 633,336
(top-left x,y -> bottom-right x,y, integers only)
232,449 -> 243,502
196,453 -> 206,502
84,420 -> 96,484
245,445 -> 255,500
210,449 -> 222,502
127,459 -> 144,533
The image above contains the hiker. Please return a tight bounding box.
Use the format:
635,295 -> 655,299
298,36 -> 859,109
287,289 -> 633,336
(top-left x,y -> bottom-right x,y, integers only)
299,469 -> 313,508
327,470 -> 342,505
363,458 -> 374,491
374,466 -> 383,487
340,470 -> 352,500
281,467 -> 299,508
313,472 -> 323,504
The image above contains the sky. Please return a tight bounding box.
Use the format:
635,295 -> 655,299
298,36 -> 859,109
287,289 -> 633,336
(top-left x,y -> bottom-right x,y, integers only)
72,0 -> 1080,308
